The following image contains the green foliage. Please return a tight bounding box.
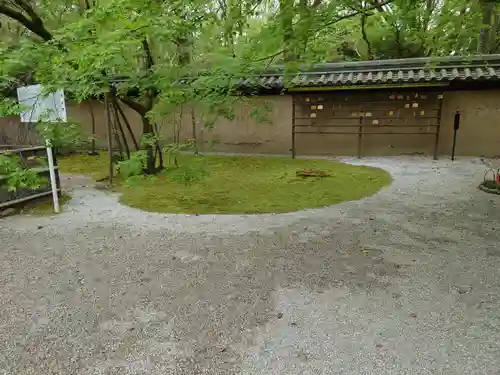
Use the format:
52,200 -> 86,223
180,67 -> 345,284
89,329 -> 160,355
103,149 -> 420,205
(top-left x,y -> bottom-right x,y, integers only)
0,154 -> 47,192
35,121 -> 88,151
116,151 -> 148,178
164,139 -> 197,168
0,0 -> 493,87
0,97 -> 28,117
0,0 -> 496,180
140,133 -> 163,148
162,139 -> 207,184
0,154 -> 21,175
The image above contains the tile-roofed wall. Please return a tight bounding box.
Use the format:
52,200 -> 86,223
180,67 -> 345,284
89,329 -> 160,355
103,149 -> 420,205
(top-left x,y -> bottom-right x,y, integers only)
240,54 -> 500,90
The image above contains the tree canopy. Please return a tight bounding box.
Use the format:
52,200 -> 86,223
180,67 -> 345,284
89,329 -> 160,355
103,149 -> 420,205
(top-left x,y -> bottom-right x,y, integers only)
0,0 -> 498,171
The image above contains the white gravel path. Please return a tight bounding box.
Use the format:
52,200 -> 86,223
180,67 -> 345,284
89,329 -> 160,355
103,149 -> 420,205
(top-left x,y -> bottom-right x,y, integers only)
1,156 -> 499,375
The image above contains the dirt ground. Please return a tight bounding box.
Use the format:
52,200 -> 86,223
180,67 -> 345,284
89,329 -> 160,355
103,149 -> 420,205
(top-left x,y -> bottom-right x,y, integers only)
1,157 -> 500,375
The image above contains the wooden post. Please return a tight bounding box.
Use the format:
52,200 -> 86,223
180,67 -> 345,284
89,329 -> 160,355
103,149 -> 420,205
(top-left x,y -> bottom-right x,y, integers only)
112,99 -> 130,159
451,110 -> 460,161
191,106 -> 199,155
434,94 -> 444,160
357,115 -> 364,158
115,99 -> 140,151
105,92 -> 113,186
87,100 -> 99,156
51,148 -> 61,190
46,145 -> 59,213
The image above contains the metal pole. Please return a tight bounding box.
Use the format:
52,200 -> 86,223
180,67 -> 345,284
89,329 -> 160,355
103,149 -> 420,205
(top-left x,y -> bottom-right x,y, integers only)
451,110 -> 460,161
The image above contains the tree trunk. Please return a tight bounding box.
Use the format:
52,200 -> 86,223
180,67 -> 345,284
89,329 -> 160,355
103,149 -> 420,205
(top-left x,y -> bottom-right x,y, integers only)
191,106 -> 198,155
141,116 -> 155,173
478,0 -> 497,53
87,100 -> 98,155
279,0 -> 296,61
361,11 -> 373,59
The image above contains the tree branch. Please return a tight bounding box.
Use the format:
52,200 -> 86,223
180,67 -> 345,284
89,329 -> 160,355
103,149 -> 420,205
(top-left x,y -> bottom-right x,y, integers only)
321,0 -> 395,29
311,0 -> 322,8
142,38 -> 154,69
141,38 -> 156,112
367,0 -> 389,13
14,0 -> 44,25
119,96 -> 148,116
0,2 -> 52,41
247,0 -> 394,65
361,11 -> 373,59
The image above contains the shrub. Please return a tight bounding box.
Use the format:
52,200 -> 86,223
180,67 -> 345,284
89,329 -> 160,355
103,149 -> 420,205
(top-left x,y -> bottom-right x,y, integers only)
0,153 -> 47,192
36,121 -> 89,154
116,151 -> 147,178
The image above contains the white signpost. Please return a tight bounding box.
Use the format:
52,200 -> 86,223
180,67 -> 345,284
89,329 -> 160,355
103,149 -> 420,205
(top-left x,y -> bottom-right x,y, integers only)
16,84 -> 67,213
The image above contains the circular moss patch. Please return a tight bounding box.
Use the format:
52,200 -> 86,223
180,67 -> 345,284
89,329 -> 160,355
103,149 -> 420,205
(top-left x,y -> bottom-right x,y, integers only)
60,154 -> 393,214
117,156 -> 392,214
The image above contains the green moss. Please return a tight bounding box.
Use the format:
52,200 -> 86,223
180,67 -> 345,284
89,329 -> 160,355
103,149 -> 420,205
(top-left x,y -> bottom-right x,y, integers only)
57,152 -> 110,181
21,194 -> 72,216
59,153 -> 392,214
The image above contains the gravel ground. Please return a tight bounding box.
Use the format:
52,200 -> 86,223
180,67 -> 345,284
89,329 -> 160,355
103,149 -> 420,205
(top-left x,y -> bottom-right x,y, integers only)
1,156 -> 500,375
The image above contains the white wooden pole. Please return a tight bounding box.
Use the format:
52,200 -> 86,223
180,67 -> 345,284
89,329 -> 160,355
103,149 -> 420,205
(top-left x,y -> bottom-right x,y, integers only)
16,85 -> 65,214
46,144 -> 59,213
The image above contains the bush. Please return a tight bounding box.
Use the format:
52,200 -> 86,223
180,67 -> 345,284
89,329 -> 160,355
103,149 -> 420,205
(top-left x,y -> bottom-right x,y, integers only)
116,151 -> 147,178
163,139 -> 197,167
36,121 -> 89,154
0,153 -> 47,192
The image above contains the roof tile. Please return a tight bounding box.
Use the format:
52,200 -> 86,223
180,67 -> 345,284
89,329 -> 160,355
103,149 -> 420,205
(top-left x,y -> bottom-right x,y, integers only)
241,55 -> 500,90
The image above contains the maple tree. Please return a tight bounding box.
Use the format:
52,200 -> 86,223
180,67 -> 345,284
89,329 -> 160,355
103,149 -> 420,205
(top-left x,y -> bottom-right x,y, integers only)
0,0 -> 496,173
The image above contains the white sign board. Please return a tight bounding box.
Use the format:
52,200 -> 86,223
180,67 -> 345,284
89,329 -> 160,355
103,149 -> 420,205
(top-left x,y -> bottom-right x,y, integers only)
16,84 -> 65,213
16,84 -> 67,123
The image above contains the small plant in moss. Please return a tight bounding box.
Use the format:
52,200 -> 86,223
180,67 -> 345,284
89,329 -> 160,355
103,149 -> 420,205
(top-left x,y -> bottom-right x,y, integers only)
164,139 -> 197,168
165,165 -> 207,184
116,151 -> 148,178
